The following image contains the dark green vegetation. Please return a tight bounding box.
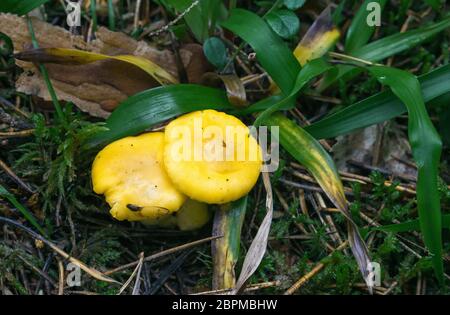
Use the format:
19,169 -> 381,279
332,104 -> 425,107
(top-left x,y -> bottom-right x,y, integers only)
0,0 -> 449,295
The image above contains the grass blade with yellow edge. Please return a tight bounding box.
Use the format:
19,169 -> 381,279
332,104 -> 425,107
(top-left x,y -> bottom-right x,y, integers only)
293,7 -> 340,66
212,196 -> 248,290
0,0 -> 50,15
344,0 -> 387,53
15,47 -> 178,85
263,113 -> 373,291
222,8 -> 372,290
367,65 -> 444,285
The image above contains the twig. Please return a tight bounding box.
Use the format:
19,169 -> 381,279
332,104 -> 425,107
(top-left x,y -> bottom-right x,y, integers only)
0,130 -> 35,138
57,259 -> 64,295
118,252 -> 144,295
0,158 -> 35,194
191,280 -> 281,295
285,241 -> 349,295
104,235 -> 222,275
0,216 -> 119,284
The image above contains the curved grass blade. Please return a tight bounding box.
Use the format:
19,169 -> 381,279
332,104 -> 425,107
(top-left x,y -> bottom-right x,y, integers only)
367,66 -> 444,284
221,8 -> 301,95
345,0 -> 387,53
293,7 -> 340,66
222,8 -> 372,290
15,47 -> 178,85
85,84 -> 234,148
320,15 -> 450,90
263,113 -> 373,291
306,64 -> 450,139
0,0 -> 49,15
212,197 -> 248,290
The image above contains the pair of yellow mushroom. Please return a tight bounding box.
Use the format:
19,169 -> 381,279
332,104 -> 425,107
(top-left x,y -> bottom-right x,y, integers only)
92,110 -> 263,230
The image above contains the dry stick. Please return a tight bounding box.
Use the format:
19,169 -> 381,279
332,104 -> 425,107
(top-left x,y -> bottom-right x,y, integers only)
0,216 -> 118,284
191,280 -> 281,295
382,281 -> 398,295
118,252 -> 144,295
315,193 -> 347,252
57,259 -> 64,295
104,235 -> 222,275
0,95 -> 30,118
0,130 -> 35,138
274,188 -> 309,235
17,255 -> 57,288
291,163 -> 417,194
147,0 -> 200,38
285,241 -> 349,295
0,158 -> 35,194
132,253 -> 145,295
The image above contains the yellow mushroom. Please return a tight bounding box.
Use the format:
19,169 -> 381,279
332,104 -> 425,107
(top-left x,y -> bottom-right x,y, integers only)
176,199 -> 211,231
142,199 -> 211,231
92,132 -> 187,221
164,110 -> 262,204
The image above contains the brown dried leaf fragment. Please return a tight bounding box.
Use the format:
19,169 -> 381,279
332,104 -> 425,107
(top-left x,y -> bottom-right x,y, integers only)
0,13 -> 210,117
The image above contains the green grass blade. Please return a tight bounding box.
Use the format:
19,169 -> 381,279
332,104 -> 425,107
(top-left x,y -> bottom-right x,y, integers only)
372,214 -> 450,234
368,66 -> 443,284
263,113 -> 373,289
221,8 -> 301,95
321,15 -> 450,90
345,0 -> 387,53
212,197 -> 248,289
85,85 -> 234,148
107,0 -> 116,31
0,0 -> 49,15
306,64 -> 450,139
0,184 -> 46,236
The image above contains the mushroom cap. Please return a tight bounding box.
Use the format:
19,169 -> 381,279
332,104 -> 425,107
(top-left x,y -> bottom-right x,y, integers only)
92,132 -> 187,221
164,110 -> 262,204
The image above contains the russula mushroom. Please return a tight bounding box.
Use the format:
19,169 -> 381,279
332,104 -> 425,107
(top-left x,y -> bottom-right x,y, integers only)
164,110 -> 262,204
92,132 -> 187,221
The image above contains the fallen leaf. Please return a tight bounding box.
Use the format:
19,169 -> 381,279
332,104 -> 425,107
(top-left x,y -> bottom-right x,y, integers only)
0,13 -> 211,117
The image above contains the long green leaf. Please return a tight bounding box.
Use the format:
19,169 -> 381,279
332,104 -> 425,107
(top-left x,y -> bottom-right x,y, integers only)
85,85 -> 234,148
345,0 -> 387,53
321,15 -> 450,90
221,8 -> 301,95
368,66 -> 443,284
263,113 -> 372,289
306,64 -> 450,139
0,0 -> 49,15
